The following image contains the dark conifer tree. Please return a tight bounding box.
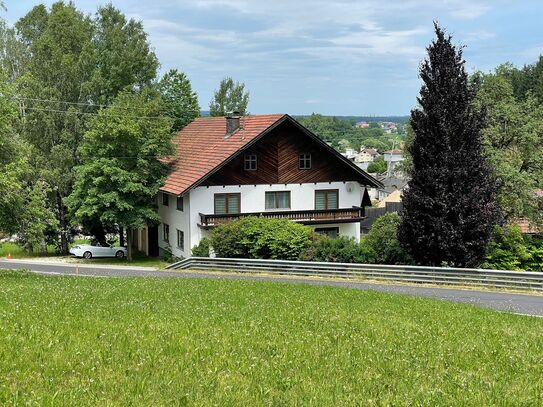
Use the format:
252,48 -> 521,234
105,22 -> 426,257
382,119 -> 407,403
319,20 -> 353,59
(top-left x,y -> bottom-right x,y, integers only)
398,24 -> 499,267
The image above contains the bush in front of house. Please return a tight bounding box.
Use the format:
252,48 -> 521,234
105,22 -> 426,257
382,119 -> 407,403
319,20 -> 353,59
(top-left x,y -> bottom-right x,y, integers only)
361,212 -> 411,265
210,216 -> 315,260
482,224 -> 543,271
191,237 -> 211,257
299,235 -> 368,263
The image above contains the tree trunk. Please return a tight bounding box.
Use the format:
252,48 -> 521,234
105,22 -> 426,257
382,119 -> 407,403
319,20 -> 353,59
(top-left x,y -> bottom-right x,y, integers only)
119,226 -> 125,247
127,228 -> 133,261
57,192 -> 69,255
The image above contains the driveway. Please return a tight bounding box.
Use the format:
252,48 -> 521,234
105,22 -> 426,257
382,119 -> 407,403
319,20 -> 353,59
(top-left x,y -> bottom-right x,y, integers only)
2,259 -> 543,317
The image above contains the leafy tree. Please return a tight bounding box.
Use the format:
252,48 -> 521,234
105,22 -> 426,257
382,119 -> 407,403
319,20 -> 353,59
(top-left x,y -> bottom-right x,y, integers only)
297,113 -> 402,152
361,213 -> 410,265
209,77 -> 249,116
12,2 -> 160,251
89,4 -> 159,104
0,71 -> 57,249
398,24 -> 499,267
367,156 -> 387,174
482,225 -> 531,271
0,73 -> 24,235
0,14 -> 27,82
158,69 -> 200,131
66,90 -> 174,260
474,67 -> 543,226
15,2 -> 96,253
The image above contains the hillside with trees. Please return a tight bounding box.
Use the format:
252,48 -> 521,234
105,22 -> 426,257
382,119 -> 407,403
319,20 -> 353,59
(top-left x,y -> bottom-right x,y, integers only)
296,114 -> 405,152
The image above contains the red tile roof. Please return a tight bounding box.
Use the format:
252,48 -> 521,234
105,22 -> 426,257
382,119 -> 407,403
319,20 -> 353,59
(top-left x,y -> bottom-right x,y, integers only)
161,114 -> 286,195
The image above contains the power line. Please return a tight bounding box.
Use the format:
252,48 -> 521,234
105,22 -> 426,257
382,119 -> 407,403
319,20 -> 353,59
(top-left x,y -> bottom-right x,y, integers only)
22,105 -> 171,120
8,96 -> 201,118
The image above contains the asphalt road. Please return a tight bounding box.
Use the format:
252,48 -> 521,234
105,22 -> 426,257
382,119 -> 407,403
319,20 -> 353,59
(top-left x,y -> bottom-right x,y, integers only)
2,259 -> 543,317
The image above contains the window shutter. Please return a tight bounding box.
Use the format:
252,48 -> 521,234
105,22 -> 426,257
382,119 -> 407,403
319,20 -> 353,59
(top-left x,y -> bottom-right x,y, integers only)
265,192 -> 276,209
278,192 -> 290,209
228,194 -> 240,214
327,191 -> 338,209
315,191 -> 326,210
215,195 -> 227,214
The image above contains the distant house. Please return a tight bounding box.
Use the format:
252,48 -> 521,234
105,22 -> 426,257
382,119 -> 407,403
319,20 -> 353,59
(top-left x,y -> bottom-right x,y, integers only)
132,114 -> 381,258
356,121 -> 370,129
515,218 -> 540,235
358,148 -> 380,163
383,149 -> 404,175
380,122 -> 398,134
341,148 -> 358,161
376,175 -> 409,202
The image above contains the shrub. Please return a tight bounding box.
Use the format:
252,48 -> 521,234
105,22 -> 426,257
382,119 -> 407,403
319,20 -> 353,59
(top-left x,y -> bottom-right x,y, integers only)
299,235 -> 367,263
210,217 -> 314,260
361,212 -> 411,265
191,237 -> 211,257
482,225 -> 533,270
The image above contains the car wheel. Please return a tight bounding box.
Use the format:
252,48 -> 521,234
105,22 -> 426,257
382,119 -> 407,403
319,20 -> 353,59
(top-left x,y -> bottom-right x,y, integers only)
83,251 -> 92,259
115,250 -> 125,259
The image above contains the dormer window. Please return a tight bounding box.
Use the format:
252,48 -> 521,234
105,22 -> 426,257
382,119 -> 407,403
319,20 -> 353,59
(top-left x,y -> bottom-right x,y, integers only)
299,153 -> 311,169
244,154 -> 257,170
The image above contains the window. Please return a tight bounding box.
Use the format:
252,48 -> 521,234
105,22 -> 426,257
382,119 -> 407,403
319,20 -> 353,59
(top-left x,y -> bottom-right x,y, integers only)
315,227 -> 339,238
244,154 -> 257,170
176,196 -> 184,211
299,153 -> 311,169
163,224 -> 170,242
214,193 -> 241,214
315,190 -> 338,210
176,229 -> 184,250
265,191 -> 291,210
162,192 -> 169,206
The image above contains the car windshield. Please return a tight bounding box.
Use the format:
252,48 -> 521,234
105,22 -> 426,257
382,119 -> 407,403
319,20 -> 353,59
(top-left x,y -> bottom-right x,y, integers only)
91,242 -> 110,247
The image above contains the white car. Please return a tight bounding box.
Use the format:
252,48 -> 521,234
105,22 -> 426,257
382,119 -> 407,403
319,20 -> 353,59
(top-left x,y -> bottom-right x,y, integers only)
69,242 -> 127,259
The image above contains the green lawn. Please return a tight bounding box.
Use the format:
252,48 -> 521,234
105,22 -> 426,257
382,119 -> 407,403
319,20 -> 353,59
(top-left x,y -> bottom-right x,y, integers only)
0,242 -> 56,258
1,270 -> 542,405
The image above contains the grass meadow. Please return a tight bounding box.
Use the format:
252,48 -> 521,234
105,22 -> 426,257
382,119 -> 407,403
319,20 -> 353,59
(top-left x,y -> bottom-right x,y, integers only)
1,269 -> 542,405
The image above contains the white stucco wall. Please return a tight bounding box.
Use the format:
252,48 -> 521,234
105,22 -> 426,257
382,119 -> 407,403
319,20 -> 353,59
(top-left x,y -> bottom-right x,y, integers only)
186,181 -> 365,252
157,192 -> 191,258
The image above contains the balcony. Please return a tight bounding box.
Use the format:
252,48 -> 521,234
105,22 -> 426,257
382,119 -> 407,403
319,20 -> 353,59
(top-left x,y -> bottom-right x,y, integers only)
199,207 -> 365,229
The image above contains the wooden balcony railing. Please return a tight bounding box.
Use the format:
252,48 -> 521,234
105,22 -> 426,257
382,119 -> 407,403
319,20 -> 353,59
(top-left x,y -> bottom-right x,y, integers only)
199,207 -> 365,228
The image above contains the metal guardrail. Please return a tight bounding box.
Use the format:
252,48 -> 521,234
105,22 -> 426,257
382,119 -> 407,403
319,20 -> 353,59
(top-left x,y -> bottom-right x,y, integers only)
166,257 -> 543,291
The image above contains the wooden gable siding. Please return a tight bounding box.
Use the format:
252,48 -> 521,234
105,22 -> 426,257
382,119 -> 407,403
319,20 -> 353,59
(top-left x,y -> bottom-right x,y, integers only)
203,120 -> 364,186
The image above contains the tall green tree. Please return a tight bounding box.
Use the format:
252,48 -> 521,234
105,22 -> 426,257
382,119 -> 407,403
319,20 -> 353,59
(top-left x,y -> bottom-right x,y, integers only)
0,70 -> 57,249
66,90 -> 174,260
475,69 -> 543,226
15,2 -> 96,253
398,24 -> 499,267
89,4 -> 158,104
209,77 -> 249,116
158,69 -> 200,131
12,2 -> 160,251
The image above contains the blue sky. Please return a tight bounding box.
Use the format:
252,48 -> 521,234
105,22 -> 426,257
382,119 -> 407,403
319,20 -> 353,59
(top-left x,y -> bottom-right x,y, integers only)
3,0 -> 543,115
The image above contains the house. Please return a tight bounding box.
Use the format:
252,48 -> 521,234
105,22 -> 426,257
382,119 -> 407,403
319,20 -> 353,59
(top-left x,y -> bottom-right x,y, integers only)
356,121 -> 370,129
376,175 -> 409,202
341,148 -> 358,161
134,114 -> 381,258
383,149 -> 404,175
358,148 -> 380,163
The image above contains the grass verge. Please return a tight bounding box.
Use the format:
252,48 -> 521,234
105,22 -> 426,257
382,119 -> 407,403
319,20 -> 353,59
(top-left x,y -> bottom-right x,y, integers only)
0,270 -> 542,405
0,242 -> 56,258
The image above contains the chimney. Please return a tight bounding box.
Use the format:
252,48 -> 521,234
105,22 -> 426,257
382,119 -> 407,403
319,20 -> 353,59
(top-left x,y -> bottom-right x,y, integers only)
226,111 -> 241,137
